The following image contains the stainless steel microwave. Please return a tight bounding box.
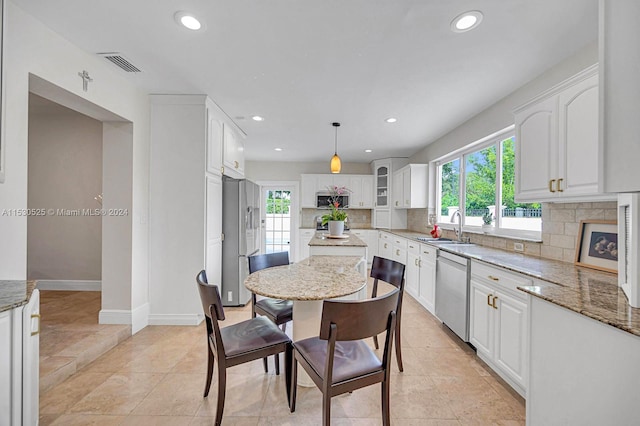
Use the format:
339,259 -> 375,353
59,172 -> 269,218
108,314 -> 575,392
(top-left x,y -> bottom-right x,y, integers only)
316,194 -> 349,209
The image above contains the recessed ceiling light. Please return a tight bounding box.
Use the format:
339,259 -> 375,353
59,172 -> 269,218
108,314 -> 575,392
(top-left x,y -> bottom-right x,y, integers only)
365,149 -> 373,153
385,118 -> 397,123
174,11 -> 203,31
252,115 -> 265,122
451,11 -> 483,33
274,148 -> 283,152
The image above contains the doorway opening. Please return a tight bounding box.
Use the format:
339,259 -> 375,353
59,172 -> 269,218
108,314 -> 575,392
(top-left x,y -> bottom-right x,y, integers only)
261,183 -> 298,258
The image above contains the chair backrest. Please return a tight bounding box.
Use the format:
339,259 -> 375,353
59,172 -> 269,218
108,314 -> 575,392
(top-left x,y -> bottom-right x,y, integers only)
319,288 -> 400,341
370,256 -> 405,290
196,270 -> 225,321
248,251 -> 289,274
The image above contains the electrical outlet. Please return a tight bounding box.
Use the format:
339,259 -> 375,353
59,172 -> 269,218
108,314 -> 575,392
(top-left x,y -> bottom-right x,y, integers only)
227,291 -> 233,302
514,242 -> 524,252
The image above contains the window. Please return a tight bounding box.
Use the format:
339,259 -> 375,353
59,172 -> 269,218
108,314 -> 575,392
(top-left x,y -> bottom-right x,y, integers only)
437,128 -> 541,236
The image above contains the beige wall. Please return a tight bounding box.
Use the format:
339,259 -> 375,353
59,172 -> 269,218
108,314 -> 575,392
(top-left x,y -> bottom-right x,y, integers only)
27,95 -> 103,280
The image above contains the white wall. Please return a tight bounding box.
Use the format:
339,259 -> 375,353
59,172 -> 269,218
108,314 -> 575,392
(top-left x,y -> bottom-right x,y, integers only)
27,94 -> 103,280
245,161 -> 372,181
409,42 -> 598,164
0,3 -> 150,332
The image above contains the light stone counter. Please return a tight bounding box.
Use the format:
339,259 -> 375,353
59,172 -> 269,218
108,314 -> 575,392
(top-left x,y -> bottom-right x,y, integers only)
0,280 -> 37,312
308,232 -> 367,247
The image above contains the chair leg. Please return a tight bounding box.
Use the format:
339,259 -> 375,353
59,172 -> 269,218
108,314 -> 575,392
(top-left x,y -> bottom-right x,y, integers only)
373,334 -> 379,350
394,322 -> 404,372
285,343 -> 292,408
281,322 -> 287,333
275,353 -> 280,375
322,393 -> 331,426
214,365 -> 227,426
381,380 -> 391,426
290,356 -> 298,412
263,357 -> 269,373
204,344 -> 215,397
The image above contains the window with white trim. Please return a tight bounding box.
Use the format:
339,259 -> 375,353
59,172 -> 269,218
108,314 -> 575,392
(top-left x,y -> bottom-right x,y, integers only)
436,128 -> 541,237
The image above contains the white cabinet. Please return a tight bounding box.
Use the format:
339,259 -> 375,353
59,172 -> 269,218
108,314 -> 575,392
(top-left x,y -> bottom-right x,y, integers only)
469,261 -> 530,397
391,235 -> 408,268
349,176 -> 374,208
205,175 -> 223,286
298,229 -> 315,262
393,164 -> 428,209
300,175 -> 318,208
206,112 -> 223,176
351,229 -> 377,264
222,124 -> 245,178
374,162 -> 390,208
372,158 -> 408,229
406,241 -> 420,298
514,66 -> 607,202
417,244 -> 436,314
378,232 -> 393,260
0,310 -> 12,426
22,289 -> 40,426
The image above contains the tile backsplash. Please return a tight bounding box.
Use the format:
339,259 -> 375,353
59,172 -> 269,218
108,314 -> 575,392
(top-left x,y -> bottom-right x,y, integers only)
300,208 -> 372,229
408,201 -> 618,263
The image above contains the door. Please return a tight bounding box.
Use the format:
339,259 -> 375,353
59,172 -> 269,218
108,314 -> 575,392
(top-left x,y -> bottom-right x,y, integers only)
261,185 -> 297,258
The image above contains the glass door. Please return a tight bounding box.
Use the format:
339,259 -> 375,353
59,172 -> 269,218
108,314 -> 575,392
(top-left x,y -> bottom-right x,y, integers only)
376,165 -> 389,207
262,187 -> 293,254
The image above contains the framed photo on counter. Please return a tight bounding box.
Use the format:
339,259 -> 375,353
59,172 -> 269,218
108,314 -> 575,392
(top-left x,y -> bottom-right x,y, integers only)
575,220 -> 618,274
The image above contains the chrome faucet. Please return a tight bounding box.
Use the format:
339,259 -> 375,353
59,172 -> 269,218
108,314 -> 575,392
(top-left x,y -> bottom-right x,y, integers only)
451,209 -> 463,242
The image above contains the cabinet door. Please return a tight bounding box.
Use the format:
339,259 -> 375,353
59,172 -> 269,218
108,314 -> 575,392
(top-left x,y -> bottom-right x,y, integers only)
333,175 -> 349,189
494,291 -> 528,388
514,96 -> 557,202
406,252 -> 420,298
298,230 -> 315,261
374,209 -> 390,229
205,175 -> 223,286
375,165 -> 389,207
300,175 -> 317,208
0,310 -> 11,426
469,279 -> 494,359
206,111 -> 223,176
557,74 -> 599,197
378,232 -> 393,259
348,176 -> 363,208
403,168 -> 411,207
223,125 -> 244,178
22,289 -> 40,426
316,175 -> 334,193
417,257 -> 436,314
361,175 -> 374,208
392,170 -> 404,208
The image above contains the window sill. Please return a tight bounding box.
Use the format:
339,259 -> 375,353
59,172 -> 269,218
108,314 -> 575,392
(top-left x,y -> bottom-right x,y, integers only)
436,223 -> 542,243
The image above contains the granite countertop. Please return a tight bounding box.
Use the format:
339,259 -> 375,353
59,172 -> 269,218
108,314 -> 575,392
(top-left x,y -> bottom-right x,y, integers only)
0,280 -> 38,312
384,229 -> 640,338
245,255 -> 366,301
308,232 -> 367,247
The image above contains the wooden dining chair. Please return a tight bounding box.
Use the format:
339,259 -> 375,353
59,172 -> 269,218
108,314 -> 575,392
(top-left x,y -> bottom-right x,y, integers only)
196,270 -> 292,426
370,256 -> 406,372
289,288 -> 400,425
248,251 -> 293,375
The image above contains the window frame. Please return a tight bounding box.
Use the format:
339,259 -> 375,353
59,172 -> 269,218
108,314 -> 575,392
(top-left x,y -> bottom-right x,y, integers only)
434,125 -> 542,241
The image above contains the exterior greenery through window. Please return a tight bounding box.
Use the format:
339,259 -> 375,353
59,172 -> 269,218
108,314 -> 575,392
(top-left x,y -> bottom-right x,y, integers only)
438,133 -> 541,234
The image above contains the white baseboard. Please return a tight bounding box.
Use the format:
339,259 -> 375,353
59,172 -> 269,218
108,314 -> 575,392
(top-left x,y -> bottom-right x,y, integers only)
131,303 -> 149,335
36,280 -> 101,291
99,309 -> 132,325
148,313 -> 204,326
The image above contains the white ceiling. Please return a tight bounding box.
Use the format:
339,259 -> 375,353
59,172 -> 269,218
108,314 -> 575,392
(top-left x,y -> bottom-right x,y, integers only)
13,0 -> 598,163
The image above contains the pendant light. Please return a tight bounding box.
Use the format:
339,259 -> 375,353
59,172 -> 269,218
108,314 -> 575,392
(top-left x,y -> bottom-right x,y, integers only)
330,122 -> 342,174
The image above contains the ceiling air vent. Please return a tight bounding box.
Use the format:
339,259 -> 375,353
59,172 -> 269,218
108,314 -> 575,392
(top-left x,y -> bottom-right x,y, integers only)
97,52 -> 141,73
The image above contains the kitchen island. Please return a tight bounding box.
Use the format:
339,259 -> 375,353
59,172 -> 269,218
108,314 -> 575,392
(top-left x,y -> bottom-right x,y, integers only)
307,232 -> 368,271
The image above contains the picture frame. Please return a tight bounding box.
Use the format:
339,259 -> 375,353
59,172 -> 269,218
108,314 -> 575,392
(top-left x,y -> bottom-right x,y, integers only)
575,220 -> 618,274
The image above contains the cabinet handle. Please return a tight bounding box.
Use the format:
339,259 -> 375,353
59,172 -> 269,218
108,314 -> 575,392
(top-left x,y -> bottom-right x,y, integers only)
384,243 -> 388,249
396,249 -> 400,256
31,313 -> 41,336
557,178 -> 564,192
418,259 -> 422,267
488,275 -> 500,281
409,245 -> 415,249
487,294 -> 493,307
221,166 -> 225,174
423,250 -> 430,255
395,201 -> 399,206
234,160 -> 239,169
492,296 -> 498,309
549,179 -> 556,193
415,258 -> 419,266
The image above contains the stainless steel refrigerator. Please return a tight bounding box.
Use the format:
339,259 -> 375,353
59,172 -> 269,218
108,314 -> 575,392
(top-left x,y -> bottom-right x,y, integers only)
221,176 -> 260,306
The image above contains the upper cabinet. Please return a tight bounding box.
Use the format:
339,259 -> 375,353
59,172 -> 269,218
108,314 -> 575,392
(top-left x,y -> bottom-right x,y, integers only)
392,164 -> 428,209
206,111 -> 223,176
300,174 -> 374,209
371,158 -> 409,229
222,124 -> 245,179
374,163 -> 390,208
514,65 -> 611,202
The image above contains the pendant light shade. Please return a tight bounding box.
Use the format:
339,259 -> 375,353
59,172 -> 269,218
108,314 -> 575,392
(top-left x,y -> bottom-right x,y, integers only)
330,122 -> 342,174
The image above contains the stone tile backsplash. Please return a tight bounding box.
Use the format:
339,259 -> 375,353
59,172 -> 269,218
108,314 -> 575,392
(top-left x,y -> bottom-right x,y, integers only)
407,201 -> 618,264
300,208 -> 372,229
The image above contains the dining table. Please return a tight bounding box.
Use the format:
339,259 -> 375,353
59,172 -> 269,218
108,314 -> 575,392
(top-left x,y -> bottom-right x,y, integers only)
244,254 -> 368,386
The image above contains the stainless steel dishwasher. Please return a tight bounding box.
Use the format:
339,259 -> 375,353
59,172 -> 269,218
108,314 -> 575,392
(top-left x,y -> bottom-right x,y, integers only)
435,250 -> 470,342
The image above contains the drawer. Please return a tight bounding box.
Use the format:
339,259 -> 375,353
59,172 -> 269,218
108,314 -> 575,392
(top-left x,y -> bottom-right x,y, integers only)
419,243 -> 437,263
379,232 -> 391,241
471,260 -> 532,295
393,237 -> 408,250
407,240 -> 420,255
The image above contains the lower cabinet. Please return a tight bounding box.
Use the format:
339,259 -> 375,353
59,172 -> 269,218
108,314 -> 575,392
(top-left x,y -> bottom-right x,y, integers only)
298,229 -> 315,262
416,244 -> 436,314
351,230 -> 378,265
378,232 -> 393,260
406,246 -> 420,298
469,261 -> 530,397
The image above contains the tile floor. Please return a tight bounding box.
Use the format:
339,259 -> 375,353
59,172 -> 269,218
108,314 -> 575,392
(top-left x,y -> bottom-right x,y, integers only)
39,284 -> 525,425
